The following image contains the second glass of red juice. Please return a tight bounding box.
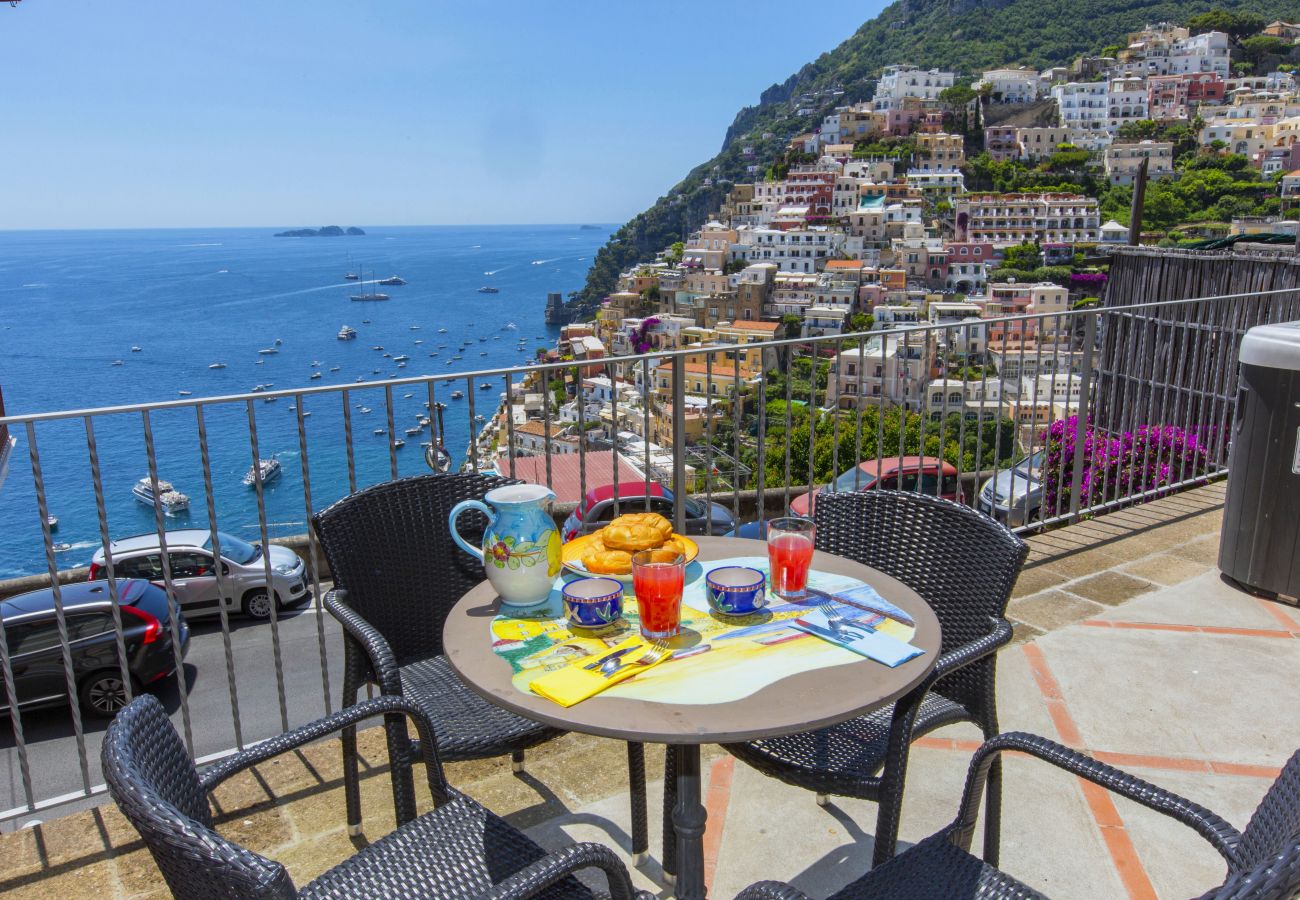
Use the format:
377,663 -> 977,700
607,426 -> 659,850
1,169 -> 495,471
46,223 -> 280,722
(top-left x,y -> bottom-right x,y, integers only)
632,550 -> 686,639
768,517 -> 816,600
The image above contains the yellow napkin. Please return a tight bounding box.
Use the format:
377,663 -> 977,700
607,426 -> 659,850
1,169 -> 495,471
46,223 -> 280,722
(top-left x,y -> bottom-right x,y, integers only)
530,635 -> 670,707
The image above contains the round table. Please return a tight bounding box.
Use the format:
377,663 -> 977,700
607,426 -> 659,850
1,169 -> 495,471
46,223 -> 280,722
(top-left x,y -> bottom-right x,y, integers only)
445,536 -> 941,899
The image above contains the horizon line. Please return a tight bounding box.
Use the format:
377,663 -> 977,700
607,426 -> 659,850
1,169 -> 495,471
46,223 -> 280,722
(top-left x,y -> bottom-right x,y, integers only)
0,222 -> 620,233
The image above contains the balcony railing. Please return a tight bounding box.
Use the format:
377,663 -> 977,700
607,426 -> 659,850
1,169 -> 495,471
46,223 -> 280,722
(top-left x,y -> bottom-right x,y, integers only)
0,287 -> 1295,826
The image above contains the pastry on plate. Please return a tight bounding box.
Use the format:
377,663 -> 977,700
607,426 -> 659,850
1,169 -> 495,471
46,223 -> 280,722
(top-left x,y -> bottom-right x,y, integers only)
582,549 -> 634,575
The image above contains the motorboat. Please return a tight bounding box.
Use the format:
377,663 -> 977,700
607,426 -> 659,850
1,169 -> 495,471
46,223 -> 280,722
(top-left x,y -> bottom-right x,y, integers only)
359,406 -> 372,414
337,325 -> 358,341
132,478 -> 190,515
479,351 -> 488,356
350,291 -> 390,302
310,372 -> 322,380
477,286 -> 499,294
310,360 -> 321,367
403,393 -> 413,398
504,322 -> 517,331
209,362 -> 227,369
344,272 -> 360,281
177,390 -> 192,396
404,426 -> 423,436
393,439 -> 406,448
258,347 -> 279,355
275,338 -> 283,346
112,360 -> 124,366
414,339 -> 423,344
355,376 -> 364,383
53,543 -> 72,553
379,276 -> 408,286
479,382 -> 492,390
262,396 -> 277,403
478,337 -> 487,342
45,515 -> 58,530
474,415 -> 485,423
371,345 -> 384,351
429,352 -> 438,357
329,366 -> 341,372
450,391 -> 464,400
242,457 -> 282,487
437,328 -> 448,334
393,354 -> 410,362
452,355 -> 463,360
251,384 -> 266,392
131,346 -> 142,353
397,361 -> 407,368
409,325 -> 420,330
373,428 -> 386,436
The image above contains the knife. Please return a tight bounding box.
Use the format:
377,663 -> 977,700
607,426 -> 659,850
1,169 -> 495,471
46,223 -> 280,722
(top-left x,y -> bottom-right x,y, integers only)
794,618 -> 866,645
583,644 -> 641,670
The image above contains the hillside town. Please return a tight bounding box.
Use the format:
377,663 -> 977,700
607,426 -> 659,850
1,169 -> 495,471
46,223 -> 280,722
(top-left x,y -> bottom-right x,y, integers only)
467,17 -> 1300,499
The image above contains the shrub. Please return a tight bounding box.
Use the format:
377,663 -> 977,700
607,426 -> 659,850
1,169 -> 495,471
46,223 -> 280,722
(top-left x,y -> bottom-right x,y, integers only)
1040,416 -> 1214,514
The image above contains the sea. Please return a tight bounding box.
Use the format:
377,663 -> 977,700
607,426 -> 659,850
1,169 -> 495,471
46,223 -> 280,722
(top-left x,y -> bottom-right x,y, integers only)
0,225 -> 613,578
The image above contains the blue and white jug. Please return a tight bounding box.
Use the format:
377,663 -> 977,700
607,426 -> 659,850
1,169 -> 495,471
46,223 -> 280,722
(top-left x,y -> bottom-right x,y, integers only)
449,483 -> 561,607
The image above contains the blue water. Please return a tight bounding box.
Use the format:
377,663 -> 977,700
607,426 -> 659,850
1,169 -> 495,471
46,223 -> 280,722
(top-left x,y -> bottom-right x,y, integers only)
0,225 -> 611,578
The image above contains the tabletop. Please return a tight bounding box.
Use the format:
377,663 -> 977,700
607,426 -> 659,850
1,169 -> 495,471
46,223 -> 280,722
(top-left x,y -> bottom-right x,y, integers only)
444,535 -> 942,745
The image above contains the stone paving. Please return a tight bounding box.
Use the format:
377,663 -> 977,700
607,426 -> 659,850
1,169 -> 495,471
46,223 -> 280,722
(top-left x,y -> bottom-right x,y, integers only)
3,479 -> 1298,899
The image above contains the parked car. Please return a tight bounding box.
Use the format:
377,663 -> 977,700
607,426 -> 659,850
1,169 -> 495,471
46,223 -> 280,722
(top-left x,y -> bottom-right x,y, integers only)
562,483 -> 736,541
789,456 -> 962,517
90,530 -> 309,620
1,579 -> 188,717
978,449 -> 1046,528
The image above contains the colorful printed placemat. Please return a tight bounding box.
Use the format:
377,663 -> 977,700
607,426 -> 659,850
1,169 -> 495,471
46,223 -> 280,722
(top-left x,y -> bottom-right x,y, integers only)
489,556 -> 920,706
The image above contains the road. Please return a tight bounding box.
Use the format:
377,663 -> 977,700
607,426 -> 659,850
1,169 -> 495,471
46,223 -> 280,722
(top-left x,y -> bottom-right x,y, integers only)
0,600 -> 346,829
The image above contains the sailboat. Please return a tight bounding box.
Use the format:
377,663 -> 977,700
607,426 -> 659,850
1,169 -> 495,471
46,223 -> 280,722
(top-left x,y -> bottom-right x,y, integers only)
349,267 -> 390,302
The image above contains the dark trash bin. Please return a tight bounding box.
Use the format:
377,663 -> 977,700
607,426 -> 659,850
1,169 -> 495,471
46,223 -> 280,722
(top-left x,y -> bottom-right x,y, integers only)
1219,321 -> 1300,599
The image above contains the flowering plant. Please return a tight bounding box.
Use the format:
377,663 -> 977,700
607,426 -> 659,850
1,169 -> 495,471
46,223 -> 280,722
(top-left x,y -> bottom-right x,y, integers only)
1039,416 -> 1214,513
1070,272 -> 1108,286
631,317 -> 660,354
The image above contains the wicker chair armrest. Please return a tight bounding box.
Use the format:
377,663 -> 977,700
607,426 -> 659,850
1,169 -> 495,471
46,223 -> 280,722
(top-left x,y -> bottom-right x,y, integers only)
920,616 -> 1013,690
198,696 -> 449,805
732,881 -> 815,899
480,842 -> 648,900
951,732 -> 1243,867
325,589 -> 403,695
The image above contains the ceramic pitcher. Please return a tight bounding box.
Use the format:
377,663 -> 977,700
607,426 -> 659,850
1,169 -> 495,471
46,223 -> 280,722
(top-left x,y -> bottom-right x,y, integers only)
449,483 -> 561,607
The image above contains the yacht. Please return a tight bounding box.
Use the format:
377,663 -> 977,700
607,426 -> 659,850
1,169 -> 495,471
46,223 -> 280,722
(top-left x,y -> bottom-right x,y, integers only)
177,390 -> 192,396
379,276 -> 408,286
45,515 -> 58,530
479,351 -> 488,356
350,290 -> 390,302
403,393 -> 413,398
479,382 -> 493,390
504,322 -> 517,331
373,428 -> 386,436
450,390 -> 464,400
329,366 -> 341,372
393,354 -> 410,362
131,346 -> 142,353
371,345 -> 384,351
404,426 -> 423,436
132,478 -> 190,515
359,407 -> 372,414
477,286 -> 500,294
310,372 -> 322,380
397,361 -> 407,368
337,325 -> 358,340
251,384 -> 266,392
393,439 -> 406,448
242,457 -> 282,487
258,347 -> 279,355
344,272 -> 360,281
209,362 -> 227,369
414,339 -> 423,344
355,376 -> 364,383
112,360 -> 124,366
437,328 -> 448,334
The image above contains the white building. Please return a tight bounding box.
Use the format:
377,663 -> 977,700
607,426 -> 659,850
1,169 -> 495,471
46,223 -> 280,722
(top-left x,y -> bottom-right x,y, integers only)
976,68 -> 1043,104
1171,31 -> 1232,78
1107,77 -> 1150,132
732,226 -> 846,274
873,65 -> 956,112
1104,140 -> 1175,185
1053,81 -> 1110,132
802,306 -> 850,338
831,339 -> 929,410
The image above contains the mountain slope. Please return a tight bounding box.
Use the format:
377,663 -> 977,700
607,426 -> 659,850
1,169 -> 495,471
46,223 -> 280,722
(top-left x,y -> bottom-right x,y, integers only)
570,0 -> 1292,315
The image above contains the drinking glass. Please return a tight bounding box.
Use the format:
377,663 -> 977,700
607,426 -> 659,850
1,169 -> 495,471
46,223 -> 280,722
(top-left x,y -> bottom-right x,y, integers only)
768,517 -> 816,600
632,550 -> 686,639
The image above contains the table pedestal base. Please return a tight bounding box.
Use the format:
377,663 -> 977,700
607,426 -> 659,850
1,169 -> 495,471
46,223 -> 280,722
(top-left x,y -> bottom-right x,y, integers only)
672,744 -> 707,899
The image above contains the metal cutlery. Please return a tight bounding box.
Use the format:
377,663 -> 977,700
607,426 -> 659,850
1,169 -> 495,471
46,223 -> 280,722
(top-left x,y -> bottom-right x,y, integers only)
600,640 -> 671,678
583,644 -> 641,671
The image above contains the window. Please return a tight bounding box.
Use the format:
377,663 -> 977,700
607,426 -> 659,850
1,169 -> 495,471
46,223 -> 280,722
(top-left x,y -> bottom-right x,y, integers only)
118,554 -> 164,580
169,552 -> 214,579
6,621 -> 61,656
68,611 -> 114,641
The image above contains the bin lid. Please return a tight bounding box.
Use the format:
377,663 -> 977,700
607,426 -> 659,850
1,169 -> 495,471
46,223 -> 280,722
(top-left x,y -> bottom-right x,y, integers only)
1240,321 -> 1300,370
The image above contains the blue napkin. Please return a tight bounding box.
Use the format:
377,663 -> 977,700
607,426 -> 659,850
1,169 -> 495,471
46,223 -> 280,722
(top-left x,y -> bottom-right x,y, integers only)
792,607 -> 924,668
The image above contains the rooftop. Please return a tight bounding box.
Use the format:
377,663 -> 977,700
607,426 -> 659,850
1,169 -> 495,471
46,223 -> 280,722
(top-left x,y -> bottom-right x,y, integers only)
7,482 -> 1292,898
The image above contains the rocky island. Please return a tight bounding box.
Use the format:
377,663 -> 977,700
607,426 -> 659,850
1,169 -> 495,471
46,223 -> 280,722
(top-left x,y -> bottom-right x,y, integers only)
273,226 -> 365,237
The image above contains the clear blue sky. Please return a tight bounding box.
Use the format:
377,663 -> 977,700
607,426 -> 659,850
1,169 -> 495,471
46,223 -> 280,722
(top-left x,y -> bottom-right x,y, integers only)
0,0 -> 886,229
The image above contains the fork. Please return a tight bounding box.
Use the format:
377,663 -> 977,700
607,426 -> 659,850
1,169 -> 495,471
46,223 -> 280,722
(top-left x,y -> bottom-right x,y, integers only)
601,640 -> 670,678
817,603 -> 868,642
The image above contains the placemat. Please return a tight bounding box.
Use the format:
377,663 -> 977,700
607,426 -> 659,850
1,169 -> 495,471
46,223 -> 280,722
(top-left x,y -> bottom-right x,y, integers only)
488,556 -> 919,706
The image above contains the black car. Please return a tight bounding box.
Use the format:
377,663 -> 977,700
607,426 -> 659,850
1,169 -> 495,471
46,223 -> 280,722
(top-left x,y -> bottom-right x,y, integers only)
1,579 -> 189,717
561,484 -> 737,540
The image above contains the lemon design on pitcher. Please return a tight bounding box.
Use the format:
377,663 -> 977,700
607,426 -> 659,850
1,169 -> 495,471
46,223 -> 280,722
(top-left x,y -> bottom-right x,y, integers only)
546,529 -> 563,577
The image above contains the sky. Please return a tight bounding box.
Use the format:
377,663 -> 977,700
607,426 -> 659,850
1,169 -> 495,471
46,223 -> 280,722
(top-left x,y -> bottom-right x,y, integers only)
0,0 -> 886,229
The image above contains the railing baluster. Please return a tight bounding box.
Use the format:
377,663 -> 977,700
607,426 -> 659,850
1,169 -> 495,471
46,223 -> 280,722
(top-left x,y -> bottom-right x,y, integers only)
755,348 -> 767,528
854,334 -> 866,491
806,339 -> 817,498
1068,315 -> 1097,523
705,350 -> 714,534
141,409 -> 195,755
342,389 -> 357,494
643,357 -> 652,508
467,376 -> 479,475
384,383 -> 398,480
917,326 -> 931,497
195,405 -> 245,748
732,349 -> 742,524
244,399 -> 290,733
609,361 -> 619,517
783,346 -> 793,515
0,605 -> 34,814
294,395 -> 332,716
25,423 -> 92,794
670,355 -> 686,535
573,371 -> 584,501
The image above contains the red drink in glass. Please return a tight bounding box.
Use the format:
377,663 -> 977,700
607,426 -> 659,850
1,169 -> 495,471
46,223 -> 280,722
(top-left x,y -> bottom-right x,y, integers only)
632,551 -> 686,639
768,517 -> 815,600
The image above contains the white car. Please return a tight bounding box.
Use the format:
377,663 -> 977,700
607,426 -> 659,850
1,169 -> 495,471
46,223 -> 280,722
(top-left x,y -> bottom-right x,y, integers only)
978,450 -> 1046,529
90,530 -> 310,620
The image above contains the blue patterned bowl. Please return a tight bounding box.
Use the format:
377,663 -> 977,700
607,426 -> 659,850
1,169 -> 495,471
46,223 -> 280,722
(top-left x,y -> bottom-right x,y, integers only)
562,577 -> 624,629
706,566 -> 767,616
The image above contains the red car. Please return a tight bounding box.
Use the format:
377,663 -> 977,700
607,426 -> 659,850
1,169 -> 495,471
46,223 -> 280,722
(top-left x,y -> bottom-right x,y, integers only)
789,456 -> 961,517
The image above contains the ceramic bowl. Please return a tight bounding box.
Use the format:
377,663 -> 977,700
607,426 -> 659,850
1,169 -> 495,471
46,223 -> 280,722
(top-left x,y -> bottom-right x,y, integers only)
705,566 -> 767,616
561,577 -> 624,629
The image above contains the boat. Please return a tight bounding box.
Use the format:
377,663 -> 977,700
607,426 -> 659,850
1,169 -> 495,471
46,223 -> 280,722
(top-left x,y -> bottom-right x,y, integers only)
209,362 -> 227,369
393,354 -> 409,362
409,325 -> 420,330
492,335 -> 501,340
53,543 -> 72,553
404,426 -> 423,436
255,359 -> 264,365
251,384 -> 266,392
477,286 -> 499,294
362,319 -> 371,324
258,347 -> 279,355
350,291 -> 390,302
437,328 -> 448,333
403,392 -> 413,398
288,405 -> 296,411
504,322 -> 517,330
45,515 -> 58,530
429,352 -> 438,357
479,382 -> 493,390
393,439 -> 406,448
372,368 -> 380,374
479,351 -> 488,356
275,338 -> 283,346
310,360 -> 321,367
373,428 -> 386,436
417,416 -> 430,426
132,478 -> 190,515
262,397 -> 277,403
414,339 -> 423,344
310,372 -> 322,380
177,390 -> 192,396
371,345 -> 384,351
450,391 -> 464,400
479,337 -> 487,342
302,411 -> 312,417
344,272 -> 360,281
131,346 -> 142,353
474,415 -> 485,423
329,365 -> 341,372
452,354 -> 463,360
355,376 -> 364,383
242,457 -> 282,487
112,360 -> 124,366
359,406 -> 372,413
379,276 -> 407,286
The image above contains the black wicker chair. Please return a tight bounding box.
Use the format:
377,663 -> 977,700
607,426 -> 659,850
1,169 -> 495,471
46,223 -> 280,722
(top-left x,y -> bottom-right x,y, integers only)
719,490 -> 1028,869
102,694 -> 650,899
312,472 -> 648,858
734,732 -> 1300,900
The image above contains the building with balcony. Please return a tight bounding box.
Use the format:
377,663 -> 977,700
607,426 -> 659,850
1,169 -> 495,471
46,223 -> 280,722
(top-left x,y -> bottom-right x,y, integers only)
872,65 -> 956,112
1104,140 -> 1175,185
1170,30 -> 1232,77
975,67 -> 1042,104
802,306 -> 849,338
1052,81 -> 1110,132
731,226 -> 845,274
952,193 -> 1101,245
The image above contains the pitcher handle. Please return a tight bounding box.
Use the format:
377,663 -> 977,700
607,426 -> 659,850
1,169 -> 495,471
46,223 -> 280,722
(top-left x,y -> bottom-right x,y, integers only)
448,499 -> 493,562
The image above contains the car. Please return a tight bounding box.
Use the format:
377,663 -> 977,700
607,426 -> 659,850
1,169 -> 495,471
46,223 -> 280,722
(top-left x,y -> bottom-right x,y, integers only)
562,483 -> 737,541
90,530 -> 310,621
789,455 -> 962,517
978,449 -> 1046,528
1,579 -> 189,717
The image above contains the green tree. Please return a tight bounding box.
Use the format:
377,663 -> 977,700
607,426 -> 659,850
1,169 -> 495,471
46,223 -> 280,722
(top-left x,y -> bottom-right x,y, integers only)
1187,9 -> 1266,40
1002,240 -> 1042,271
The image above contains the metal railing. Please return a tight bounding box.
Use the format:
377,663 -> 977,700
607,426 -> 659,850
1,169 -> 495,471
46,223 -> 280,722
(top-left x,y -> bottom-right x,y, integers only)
0,287 -> 1293,825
